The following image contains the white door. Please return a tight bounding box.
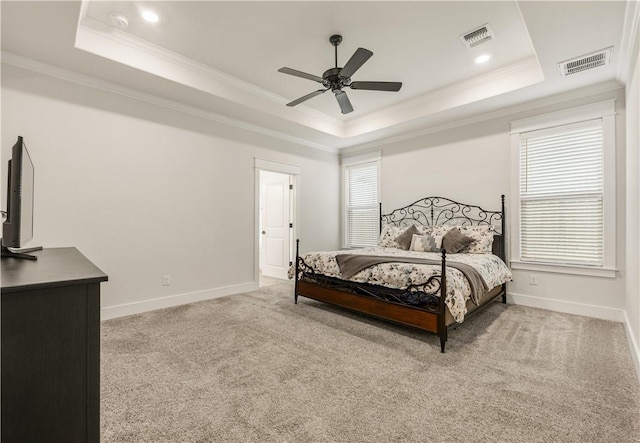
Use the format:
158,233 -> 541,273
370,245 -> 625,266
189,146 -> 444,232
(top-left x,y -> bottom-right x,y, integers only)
260,171 -> 291,280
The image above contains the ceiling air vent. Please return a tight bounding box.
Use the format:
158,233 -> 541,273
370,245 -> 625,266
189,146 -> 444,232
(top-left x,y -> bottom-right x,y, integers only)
558,47 -> 613,77
460,24 -> 493,48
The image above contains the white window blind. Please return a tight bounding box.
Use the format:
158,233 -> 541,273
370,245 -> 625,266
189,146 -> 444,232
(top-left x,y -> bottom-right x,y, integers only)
519,120 -> 604,266
345,161 -> 379,248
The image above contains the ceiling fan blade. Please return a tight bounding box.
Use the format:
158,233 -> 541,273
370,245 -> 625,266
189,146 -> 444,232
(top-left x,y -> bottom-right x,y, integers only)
278,67 -> 324,83
286,89 -> 328,107
339,48 -> 373,79
350,81 -> 402,92
334,90 -> 353,114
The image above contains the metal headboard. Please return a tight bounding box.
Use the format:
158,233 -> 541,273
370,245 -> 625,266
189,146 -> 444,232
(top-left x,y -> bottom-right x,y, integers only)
380,195 -> 506,260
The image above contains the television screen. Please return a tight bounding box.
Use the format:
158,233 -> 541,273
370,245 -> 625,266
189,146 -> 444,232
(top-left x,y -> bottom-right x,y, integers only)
2,136 -> 40,260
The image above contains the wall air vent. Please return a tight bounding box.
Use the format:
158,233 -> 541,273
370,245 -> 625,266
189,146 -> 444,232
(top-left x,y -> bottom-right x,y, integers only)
460,24 -> 493,48
558,47 -> 613,77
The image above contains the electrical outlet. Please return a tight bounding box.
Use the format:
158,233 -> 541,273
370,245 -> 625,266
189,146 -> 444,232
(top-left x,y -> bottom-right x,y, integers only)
529,275 -> 538,285
162,275 -> 171,286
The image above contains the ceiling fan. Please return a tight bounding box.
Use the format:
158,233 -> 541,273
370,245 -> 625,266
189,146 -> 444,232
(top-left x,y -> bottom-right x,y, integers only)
278,35 -> 402,115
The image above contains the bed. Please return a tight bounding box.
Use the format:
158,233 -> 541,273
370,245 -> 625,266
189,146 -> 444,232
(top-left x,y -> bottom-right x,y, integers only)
293,196 -> 512,352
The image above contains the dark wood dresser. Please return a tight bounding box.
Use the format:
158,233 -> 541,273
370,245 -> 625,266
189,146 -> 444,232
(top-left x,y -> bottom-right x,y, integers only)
1,247 -> 108,443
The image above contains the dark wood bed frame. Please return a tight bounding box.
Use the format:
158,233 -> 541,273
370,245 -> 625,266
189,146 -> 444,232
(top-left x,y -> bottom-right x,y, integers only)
294,195 -> 507,352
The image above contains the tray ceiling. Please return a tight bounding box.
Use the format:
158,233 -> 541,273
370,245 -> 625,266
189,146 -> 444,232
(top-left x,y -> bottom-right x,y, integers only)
1,1 -> 631,151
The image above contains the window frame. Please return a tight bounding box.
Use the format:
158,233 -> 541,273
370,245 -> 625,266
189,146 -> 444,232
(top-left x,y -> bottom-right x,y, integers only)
509,100 -> 617,278
341,152 -> 382,249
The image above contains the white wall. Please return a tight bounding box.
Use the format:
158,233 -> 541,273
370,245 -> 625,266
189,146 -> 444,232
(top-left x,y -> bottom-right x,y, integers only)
1,64 -> 340,318
625,31 -> 640,373
352,87 -> 628,320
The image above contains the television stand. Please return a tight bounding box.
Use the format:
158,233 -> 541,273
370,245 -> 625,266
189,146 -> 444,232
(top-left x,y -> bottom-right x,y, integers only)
1,245 -> 41,260
1,247 -> 108,442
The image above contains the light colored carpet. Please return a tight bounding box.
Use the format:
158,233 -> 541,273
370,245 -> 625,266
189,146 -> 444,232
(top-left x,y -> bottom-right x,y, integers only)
101,282 -> 639,442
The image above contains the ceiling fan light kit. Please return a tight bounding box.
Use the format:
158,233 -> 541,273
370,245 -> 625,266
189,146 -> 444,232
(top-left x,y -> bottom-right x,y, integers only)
278,35 -> 402,114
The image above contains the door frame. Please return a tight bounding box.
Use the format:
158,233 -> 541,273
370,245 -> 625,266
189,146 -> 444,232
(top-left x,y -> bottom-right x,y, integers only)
254,158 -> 301,285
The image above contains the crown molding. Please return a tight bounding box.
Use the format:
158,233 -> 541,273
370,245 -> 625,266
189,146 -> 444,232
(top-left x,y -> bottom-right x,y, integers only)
617,0 -> 640,84
79,16 -> 295,107
341,79 -> 623,155
345,56 -> 544,138
75,15 -> 346,138
510,98 -> 615,134
1,51 -> 338,154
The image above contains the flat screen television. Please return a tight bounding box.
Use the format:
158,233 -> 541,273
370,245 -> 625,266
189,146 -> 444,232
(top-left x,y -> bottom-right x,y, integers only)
2,136 -> 41,260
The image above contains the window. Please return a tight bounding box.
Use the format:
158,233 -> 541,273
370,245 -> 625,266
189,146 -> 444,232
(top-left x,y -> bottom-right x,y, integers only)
510,101 -> 616,277
342,153 -> 381,248
520,121 -> 603,265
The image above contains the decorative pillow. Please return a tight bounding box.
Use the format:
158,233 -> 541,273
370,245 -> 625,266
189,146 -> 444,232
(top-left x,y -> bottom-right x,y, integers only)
459,225 -> 495,254
394,225 -> 420,250
409,234 -> 438,253
430,225 -> 453,249
378,224 -> 405,248
379,223 -> 427,248
440,227 -> 475,253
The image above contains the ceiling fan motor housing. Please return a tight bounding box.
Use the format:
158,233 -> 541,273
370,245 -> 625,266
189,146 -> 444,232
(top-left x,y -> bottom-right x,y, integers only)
322,67 -> 350,91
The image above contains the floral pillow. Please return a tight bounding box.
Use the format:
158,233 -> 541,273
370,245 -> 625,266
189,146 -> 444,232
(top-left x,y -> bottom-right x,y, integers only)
429,224 -> 495,254
458,225 -> 495,254
379,223 -> 428,248
378,224 -> 405,248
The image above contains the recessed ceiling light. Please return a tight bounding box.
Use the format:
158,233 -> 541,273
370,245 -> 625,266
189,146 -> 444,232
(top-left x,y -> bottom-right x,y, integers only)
110,13 -> 129,29
141,9 -> 159,23
475,54 -> 491,64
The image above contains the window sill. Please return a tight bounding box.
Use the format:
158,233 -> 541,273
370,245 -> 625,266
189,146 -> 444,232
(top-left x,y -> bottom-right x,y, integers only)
510,260 -> 617,278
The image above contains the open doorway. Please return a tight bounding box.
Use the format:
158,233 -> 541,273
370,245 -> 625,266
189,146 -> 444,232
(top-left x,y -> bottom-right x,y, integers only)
259,170 -> 294,287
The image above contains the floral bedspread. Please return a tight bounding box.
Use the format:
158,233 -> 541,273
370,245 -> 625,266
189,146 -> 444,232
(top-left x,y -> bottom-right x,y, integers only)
293,247 -> 512,323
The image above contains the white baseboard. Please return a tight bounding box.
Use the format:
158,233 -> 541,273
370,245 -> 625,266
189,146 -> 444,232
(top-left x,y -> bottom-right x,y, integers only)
507,292 -> 625,322
623,310 -> 640,382
101,281 -> 259,320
